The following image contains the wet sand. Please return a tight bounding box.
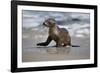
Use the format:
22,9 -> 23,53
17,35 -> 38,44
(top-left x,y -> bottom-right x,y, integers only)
22,28 -> 90,62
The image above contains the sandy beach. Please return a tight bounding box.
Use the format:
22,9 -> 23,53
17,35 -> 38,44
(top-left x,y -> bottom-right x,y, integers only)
22,27 -> 90,62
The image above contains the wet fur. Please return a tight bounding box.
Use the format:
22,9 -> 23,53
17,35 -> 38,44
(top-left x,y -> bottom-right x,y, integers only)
37,18 -> 72,47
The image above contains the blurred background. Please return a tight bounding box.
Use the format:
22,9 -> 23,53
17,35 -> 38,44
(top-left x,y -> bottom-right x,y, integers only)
22,10 -> 90,37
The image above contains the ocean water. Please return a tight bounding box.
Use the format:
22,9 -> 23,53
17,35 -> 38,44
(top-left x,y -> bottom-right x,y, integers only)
22,10 -> 90,38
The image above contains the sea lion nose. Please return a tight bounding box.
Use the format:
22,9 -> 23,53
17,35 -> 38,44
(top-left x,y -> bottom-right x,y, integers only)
43,22 -> 48,26
43,22 -> 45,26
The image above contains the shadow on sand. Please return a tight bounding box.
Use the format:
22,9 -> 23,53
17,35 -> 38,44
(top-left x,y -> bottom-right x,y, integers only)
33,46 -> 71,54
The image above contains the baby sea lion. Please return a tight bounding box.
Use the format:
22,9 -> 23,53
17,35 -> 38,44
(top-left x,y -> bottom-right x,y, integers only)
37,18 -> 79,47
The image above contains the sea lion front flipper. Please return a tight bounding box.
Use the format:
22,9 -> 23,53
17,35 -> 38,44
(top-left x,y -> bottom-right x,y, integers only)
37,36 -> 52,46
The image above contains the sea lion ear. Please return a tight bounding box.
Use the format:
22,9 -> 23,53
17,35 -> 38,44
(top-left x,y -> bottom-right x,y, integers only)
49,18 -> 56,24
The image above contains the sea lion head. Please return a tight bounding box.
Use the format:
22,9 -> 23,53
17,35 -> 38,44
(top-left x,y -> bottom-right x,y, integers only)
43,18 -> 56,27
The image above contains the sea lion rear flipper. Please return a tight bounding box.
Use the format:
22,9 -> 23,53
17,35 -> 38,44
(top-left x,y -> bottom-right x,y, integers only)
71,45 -> 80,47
